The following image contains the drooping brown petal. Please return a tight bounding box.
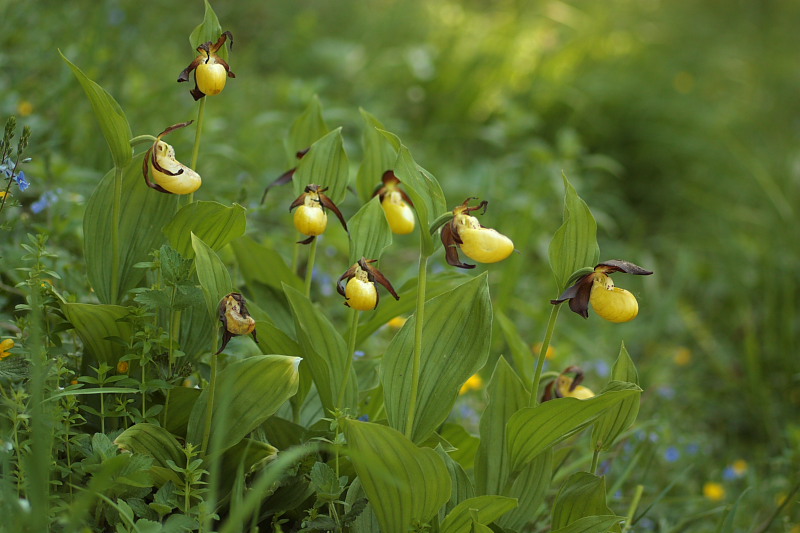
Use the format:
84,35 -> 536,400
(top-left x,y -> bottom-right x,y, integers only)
595,260 -> 653,276
441,223 -> 474,269
541,380 -> 556,402
157,121 -> 194,139
289,193 -> 306,212
216,330 -> 233,355
177,56 -> 204,83
360,258 -> 400,301
336,264 -> 359,297
297,235 -> 316,245
261,168 -> 297,204
463,198 -> 488,215
210,31 -> 234,53
550,273 -> 595,318
319,193 -> 348,232
142,145 -> 173,194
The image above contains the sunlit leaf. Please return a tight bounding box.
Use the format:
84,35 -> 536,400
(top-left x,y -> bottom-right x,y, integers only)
342,420 -> 451,533
592,342 -> 641,452
550,515 -> 625,533
114,423 -> 185,469
356,109 -> 396,203
231,235 -> 302,292
163,201 -> 246,259
189,0 -> 227,61
348,196 -> 393,264
435,445 -> 475,522
191,233 -> 233,321
551,473 -> 617,531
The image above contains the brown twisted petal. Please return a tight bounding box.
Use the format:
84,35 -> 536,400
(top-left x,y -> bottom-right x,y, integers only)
142,146 -> 171,194
336,263 -> 360,298
441,222 -> 474,269
318,193 -> 348,232
550,273 -> 595,318
595,260 -> 653,276
359,257 -> 400,301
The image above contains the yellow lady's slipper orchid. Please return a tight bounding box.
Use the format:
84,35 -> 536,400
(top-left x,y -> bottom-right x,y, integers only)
289,184 -> 348,244
337,257 -> 399,311
142,121 -> 201,195
541,366 -> 594,401
177,31 -> 235,101
373,170 -> 415,235
0,339 -> 14,360
441,198 -> 514,269
551,260 -> 652,323
216,293 -> 258,354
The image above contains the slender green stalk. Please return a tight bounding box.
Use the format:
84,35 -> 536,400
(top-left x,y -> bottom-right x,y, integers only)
201,328 -> 219,455
621,485 -> 644,533
292,240 -> 301,275
529,304 -> 561,407
110,165 -> 123,304
404,252 -> 429,440
337,308 -> 360,408
590,448 -> 600,474
304,238 -> 319,298
188,97 -> 207,205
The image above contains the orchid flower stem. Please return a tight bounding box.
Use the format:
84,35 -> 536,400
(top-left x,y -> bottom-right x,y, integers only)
621,485 -> 644,533
111,164 -> 123,304
201,328 -> 219,455
304,238 -> 318,299
129,134 -> 158,146
338,308 -> 360,408
405,252 -> 429,440
590,448 -> 601,474
529,303 -> 561,407
188,97 -> 207,205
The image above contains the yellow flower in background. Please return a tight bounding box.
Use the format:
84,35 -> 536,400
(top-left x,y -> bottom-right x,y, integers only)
116,361 -> 129,374
703,482 -> 725,501
0,191 -> 8,200
0,339 -> 15,359
674,347 -> 692,366
387,316 -> 407,329
532,342 -> 556,360
459,374 -> 484,395
17,100 -> 33,117
731,459 -> 748,476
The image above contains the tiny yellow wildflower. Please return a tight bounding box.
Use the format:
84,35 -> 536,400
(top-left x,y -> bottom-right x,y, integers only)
532,342 -> 556,360
17,100 -> 33,117
731,459 -> 747,476
459,374 -> 484,395
0,339 -> 15,359
388,316 -> 407,329
117,361 -> 129,374
674,347 -> 691,366
703,482 -> 725,501
0,191 -> 8,200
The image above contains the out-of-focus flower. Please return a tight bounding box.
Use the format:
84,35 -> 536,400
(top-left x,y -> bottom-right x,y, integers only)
541,366 -> 594,401
387,316 -> 407,329
31,189 -> 61,214
290,184 -> 347,244
703,482 -> 725,501
142,122 -> 201,195
0,339 -> 14,359
664,446 -> 680,462
178,31 -> 235,100
533,342 -> 556,360
674,347 -> 692,366
0,191 -> 8,200
337,257 -> 399,311
17,101 -> 33,117
260,148 -> 309,204
117,361 -> 129,374
459,373 -> 484,395
441,197 -> 514,269
216,293 -> 258,354
357,414 -> 370,422
551,260 -> 653,323
373,170 -> 415,235
724,459 -> 748,480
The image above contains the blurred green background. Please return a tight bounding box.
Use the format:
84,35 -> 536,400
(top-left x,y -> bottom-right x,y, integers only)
2,0 -> 799,529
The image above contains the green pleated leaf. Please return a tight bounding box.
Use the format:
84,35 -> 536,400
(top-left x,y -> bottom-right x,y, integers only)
348,196 -> 393,264
189,0 -> 227,61
84,154 -> 178,304
288,95 -> 329,160
496,450 -> 552,530
436,445 -> 475,522
191,233 -> 233,321
592,342 -> 641,452
382,273 -> 492,443
551,515 -> 626,533
507,383 -> 640,473
163,201 -> 246,259
61,303 -> 132,364
548,173 -> 599,292
178,298 -> 214,362
381,135 -> 447,256
293,128 -> 349,205
283,284 -> 356,412
342,420 -> 451,533
356,109 -> 397,203
439,423 -> 480,471
475,357 -> 529,496
60,51 -> 132,169
355,272 -> 468,345
114,423 -> 185,469
231,235 -> 302,292
163,387 -> 201,437
187,355 -> 301,453
495,310 -> 534,381
551,473 -> 616,530
440,495 -> 518,533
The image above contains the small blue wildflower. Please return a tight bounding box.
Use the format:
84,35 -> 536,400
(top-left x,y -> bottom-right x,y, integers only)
723,466 -> 737,480
657,386 -> 676,399
649,432 -> 659,443
597,459 -> 611,475
357,414 -> 370,422
31,189 -> 60,214
638,517 -> 655,530
15,171 -> 29,191
353,350 -> 365,359
594,360 -> 610,378
664,446 -> 680,462
686,443 -> 700,455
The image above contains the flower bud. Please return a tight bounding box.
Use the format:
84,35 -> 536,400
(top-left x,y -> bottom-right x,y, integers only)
381,191 -> 415,235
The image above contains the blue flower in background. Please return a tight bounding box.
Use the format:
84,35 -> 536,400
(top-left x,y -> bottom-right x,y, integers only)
32,189 -> 60,214
15,171 -> 29,191
664,446 -> 680,462
357,414 -> 370,422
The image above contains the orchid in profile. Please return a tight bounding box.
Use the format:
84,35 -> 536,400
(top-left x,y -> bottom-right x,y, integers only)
551,260 -> 653,323
541,366 -> 594,401
441,197 -> 514,269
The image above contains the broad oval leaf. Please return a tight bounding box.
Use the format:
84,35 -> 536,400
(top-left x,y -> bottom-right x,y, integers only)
496,450 -> 552,530
548,173 -> 599,293
230,235 -> 303,292
114,423 -> 185,469
551,515 -> 626,533
84,154 -> 178,304
191,233 -> 233,321
382,273 -> 492,443
435,445 -> 475,522
592,342 -> 641,452
163,201 -> 246,259
187,355 -> 301,454
356,109 -> 396,203
348,196 -> 392,264
61,303 -> 132,364
288,95 -> 329,161
439,495 -> 517,533
551,472 -> 616,531
342,419 -> 451,533
293,128 -> 349,205
507,383 -> 640,473
61,51 -> 132,169
189,0 -> 227,61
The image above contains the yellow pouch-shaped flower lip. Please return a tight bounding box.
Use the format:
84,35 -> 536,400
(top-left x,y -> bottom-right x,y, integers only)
143,121 -> 201,195
196,59 -> 228,96
590,282 -> 639,323
441,197 -> 514,269
289,184 -> 348,245
381,191 -> 415,235
344,277 -> 378,311
337,257 -> 399,311
216,293 -> 258,354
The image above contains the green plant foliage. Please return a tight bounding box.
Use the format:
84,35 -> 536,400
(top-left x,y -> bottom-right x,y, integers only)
548,173 -> 600,293
60,51 -> 132,169
551,472 -> 618,531
342,419 -> 451,533
287,95 -> 329,161
356,109 -> 396,203
439,495 -> 517,533
382,273 -> 492,443
347,196 -> 392,263
186,355 -> 301,454
189,0 -> 226,60
592,342 -> 641,452
550,515 -> 627,533
114,423 -> 185,470
191,233 -> 233,320
163,201 -> 246,259
292,128 -> 349,205
61,303 -> 132,364
435,445 -> 475,520
83,154 -> 177,304
230,235 -> 303,292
